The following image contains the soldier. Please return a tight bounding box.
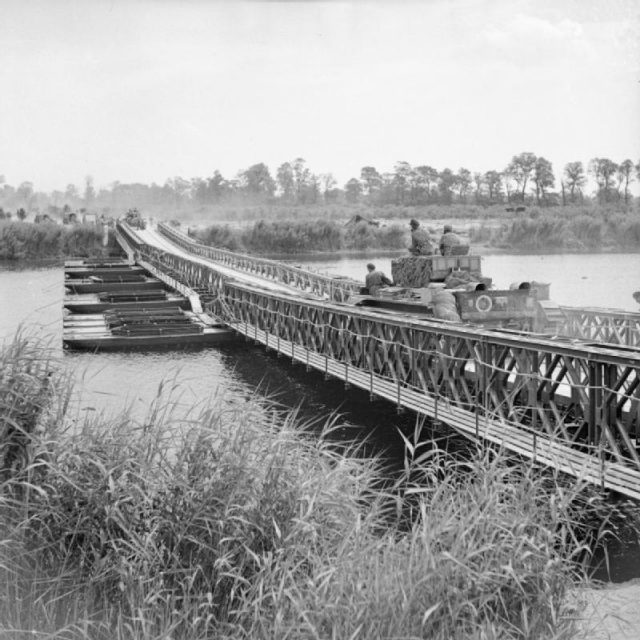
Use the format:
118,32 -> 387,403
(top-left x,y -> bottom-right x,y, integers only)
409,219 -> 434,256
365,263 -> 393,296
439,224 -> 463,256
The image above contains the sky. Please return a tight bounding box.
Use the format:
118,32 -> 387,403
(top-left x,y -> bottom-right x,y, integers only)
1,0 -> 639,193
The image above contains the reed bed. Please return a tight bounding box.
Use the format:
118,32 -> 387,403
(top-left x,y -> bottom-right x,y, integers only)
0,221 -> 118,261
471,208 -> 640,252
0,334 -> 597,639
194,220 -> 408,254
193,204 -> 640,254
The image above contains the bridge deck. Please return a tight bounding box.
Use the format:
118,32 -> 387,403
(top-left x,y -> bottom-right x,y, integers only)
135,226 -> 319,298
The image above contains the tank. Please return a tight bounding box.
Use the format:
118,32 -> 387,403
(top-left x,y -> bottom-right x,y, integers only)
352,254 -> 552,332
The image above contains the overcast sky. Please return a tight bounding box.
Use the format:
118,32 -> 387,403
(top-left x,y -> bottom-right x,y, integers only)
1,0 -> 638,193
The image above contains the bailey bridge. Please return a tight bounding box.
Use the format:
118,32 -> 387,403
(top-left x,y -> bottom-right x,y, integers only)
115,220 -> 640,500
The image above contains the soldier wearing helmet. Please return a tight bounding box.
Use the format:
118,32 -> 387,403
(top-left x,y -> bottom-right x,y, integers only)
439,224 -> 462,256
408,219 -> 434,256
365,262 -> 393,296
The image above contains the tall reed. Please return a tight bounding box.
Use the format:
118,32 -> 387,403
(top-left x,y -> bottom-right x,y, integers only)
0,335 -> 594,639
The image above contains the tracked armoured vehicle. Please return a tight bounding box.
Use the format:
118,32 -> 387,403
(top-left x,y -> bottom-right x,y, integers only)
351,250 -> 558,332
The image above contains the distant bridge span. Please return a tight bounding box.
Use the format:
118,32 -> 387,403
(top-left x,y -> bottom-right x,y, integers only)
116,221 -> 640,500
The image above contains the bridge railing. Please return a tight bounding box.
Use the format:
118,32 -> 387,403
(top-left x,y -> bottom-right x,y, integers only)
155,222 -> 640,348
156,222 -> 362,302
558,306 -> 640,348
121,225 -> 640,498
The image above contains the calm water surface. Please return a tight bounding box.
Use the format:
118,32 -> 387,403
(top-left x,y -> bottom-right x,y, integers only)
2,253 -> 640,581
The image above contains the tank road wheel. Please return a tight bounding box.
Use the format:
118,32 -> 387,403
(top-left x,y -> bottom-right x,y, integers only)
475,294 -> 493,313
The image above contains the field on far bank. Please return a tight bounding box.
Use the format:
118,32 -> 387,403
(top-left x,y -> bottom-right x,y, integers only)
177,202 -> 640,255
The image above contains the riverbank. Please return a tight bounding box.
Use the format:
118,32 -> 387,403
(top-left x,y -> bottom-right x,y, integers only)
0,220 -> 122,262
1,333 -> 606,639
187,208 -> 640,256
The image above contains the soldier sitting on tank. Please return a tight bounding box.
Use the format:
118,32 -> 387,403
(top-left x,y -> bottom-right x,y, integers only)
365,263 -> 393,296
439,224 -> 463,256
409,219 -> 434,256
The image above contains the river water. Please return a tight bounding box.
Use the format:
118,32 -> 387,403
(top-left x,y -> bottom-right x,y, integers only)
1,252 -> 639,580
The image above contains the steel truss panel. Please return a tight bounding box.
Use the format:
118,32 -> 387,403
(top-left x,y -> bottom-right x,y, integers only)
116,222 -> 640,499
157,222 -> 362,302
157,222 -> 640,348
559,307 -> 640,347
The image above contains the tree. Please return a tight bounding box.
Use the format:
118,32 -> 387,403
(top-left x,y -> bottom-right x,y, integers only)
344,178 -> 362,203
506,152 -> 537,201
165,177 -> 191,209
65,183 -> 79,202
455,168 -> 472,202
378,173 -> 396,205
17,181 -> 34,207
588,158 -> 617,203
617,159 -> 634,204
484,170 -> 503,202
472,172 -> 484,204
438,168 -> 455,204
276,162 -> 295,200
532,157 -> 555,205
292,158 -> 310,203
240,163 -> 276,198
191,177 -> 208,205
414,165 -> 438,203
393,161 -> 413,204
563,161 -> 586,202
360,166 -> 381,197
305,173 -> 320,204
16,207 -> 27,221
319,173 -> 337,202
208,170 -> 229,202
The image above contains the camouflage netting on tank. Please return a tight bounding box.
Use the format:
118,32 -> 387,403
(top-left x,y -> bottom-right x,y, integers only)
392,257 -> 489,289
391,257 -> 433,288
445,270 -> 491,290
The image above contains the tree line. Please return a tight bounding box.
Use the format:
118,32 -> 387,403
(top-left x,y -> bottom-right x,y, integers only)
1,153 -> 638,216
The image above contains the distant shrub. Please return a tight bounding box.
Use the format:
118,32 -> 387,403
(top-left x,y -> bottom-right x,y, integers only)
606,213 -> 640,249
196,224 -> 244,251
569,215 -> 603,250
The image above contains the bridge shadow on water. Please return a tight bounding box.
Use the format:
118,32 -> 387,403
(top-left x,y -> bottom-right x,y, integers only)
215,339 -> 473,468
215,340 -> 640,585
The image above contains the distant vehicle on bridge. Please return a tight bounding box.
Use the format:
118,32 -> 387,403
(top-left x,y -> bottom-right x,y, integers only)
124,208 -> 146,230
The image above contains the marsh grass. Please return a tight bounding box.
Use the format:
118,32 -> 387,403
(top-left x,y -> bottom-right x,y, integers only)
193,203 -> 640,254
0,335 -> 601,639
193,220 -> 407,254
0,221 -> 119,261
474,207 -> 640,252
